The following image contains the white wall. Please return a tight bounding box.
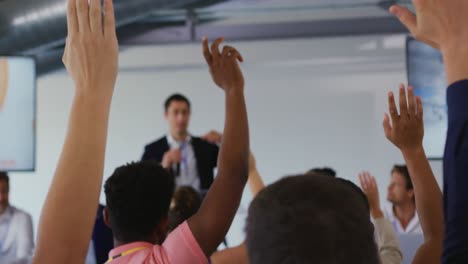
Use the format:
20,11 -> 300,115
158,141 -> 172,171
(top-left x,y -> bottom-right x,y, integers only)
9,35 -> 443,245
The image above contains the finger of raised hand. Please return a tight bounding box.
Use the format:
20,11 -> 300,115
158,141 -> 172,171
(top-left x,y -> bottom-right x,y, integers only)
210,37 -> 224,64
389,5 -> 418,38
89,0 -> 102,34
399,84 -> 409,118
67,0 -> 79,35
416,96 -> 424,120
104,0 -> 117,39
202,36 -> 213,65
76,0 -> 90,33
407,86 -> 416,119
388,92 -> 399,125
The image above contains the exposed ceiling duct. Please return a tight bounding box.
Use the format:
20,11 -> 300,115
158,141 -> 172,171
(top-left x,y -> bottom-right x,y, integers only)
0,0 -> 227,55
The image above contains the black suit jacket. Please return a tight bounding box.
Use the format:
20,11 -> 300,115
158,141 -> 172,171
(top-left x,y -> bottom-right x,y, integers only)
142,136 -> 219,190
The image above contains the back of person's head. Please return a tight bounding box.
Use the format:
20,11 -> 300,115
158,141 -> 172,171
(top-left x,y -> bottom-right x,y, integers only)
164,93 -> 191,112
168,186 -> 202,232
104,161 -> 175,244
392,165 -> 413,190
246,174 -> 379,264
307,167 -> 337,178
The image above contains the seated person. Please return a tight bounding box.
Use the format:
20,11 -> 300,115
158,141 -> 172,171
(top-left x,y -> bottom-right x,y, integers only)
0,172 -> 34,264
384,165 -> 421,234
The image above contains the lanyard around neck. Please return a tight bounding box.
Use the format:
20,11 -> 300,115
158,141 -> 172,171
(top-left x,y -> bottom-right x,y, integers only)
106,246 -> 149,263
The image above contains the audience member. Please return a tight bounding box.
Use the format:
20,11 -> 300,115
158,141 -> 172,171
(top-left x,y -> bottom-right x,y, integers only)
32,0 -> 120,263
141,94 -> 219,193
358,172 -> 403,264
382,85 -> 443,264
0,172 -> 34,264
103,35 -> 248,263
384,166 -> 421,234
307,167 -> 336,178
168,186 -> 202,232
246,172 -> 379,264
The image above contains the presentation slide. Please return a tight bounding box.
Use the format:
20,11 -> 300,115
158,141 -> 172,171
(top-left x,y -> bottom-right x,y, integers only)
407,38 -> 447,159
0,57 -> 36,171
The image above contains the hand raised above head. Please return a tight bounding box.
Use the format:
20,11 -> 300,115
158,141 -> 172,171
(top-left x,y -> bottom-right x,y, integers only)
383,84 -> 424,154
63,0 -> 119,98
202,37 -> 244,94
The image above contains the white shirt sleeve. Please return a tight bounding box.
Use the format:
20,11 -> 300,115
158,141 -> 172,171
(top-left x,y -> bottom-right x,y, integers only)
374,217 -> 403,264
15,211 -> 34,262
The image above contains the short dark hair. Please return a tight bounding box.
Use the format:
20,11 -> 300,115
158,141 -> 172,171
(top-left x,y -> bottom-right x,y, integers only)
168,186 -> 202,232
307,167 -> 336,177
392,165 -> 413,190
104,161 -> 175,243
246,174 -> 379,264
0,172 -> 9,185
164,94 -> 191,112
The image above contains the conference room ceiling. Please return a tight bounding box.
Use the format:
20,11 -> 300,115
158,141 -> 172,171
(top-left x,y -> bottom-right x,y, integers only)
0,0 -> 412,75
119,0 -> 413,45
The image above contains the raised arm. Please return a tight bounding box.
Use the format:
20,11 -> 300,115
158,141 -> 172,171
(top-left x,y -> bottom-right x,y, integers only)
383,85 -> 443,264
32,0 -> 118,263
188,37 -> 249,256
391,1 -> 468,262
359,172 -> 402,264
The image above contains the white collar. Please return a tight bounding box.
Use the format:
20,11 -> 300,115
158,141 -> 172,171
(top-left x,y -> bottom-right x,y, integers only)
167,133 -> 191,146
0,206 -> 13,223
385,203 -> 420,233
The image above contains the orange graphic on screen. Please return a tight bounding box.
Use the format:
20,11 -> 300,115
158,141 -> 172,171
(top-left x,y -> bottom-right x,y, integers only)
0,59 -> 8,111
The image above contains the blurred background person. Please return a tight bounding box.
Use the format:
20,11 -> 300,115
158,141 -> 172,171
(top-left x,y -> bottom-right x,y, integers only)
0,172 -> 34,264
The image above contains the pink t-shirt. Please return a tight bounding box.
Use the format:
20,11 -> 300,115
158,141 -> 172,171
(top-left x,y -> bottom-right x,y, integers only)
107,221 -> 207,264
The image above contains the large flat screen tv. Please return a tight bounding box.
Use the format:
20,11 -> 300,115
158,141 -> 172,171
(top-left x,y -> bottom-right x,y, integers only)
406,38 -> 447,160
0,56 -> 36,171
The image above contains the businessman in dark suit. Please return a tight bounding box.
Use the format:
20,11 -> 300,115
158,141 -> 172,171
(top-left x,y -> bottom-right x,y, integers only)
142,94 -> 220,193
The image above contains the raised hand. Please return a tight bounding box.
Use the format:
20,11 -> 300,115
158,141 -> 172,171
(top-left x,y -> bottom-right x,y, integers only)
358,172 -> 383,219
202,130 -> 223,145
389,1 -> 468,84
389,0 -> 468,51
63,0 -> 118,98
32,1 -> 119,263
383,84 -> 424,154
202,37 -> 244,94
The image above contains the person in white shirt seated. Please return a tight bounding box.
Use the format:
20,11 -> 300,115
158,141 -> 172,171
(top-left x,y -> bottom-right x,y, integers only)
384,165 -> 422,234
0,172 -> 34,264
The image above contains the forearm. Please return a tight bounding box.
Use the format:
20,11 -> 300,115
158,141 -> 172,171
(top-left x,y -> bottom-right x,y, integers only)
374,218 -> 402,264
218,91 -> 249,178
190,91 -> 249,255
401,147 -> 444,242
33,93 -> 112,263
248,168 -> 265,197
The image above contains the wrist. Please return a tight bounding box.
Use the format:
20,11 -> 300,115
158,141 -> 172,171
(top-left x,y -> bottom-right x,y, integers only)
371,208 -> 384,220
223,86 -> 244,97
401,146 -> 426,161
441,44 -> 468,85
